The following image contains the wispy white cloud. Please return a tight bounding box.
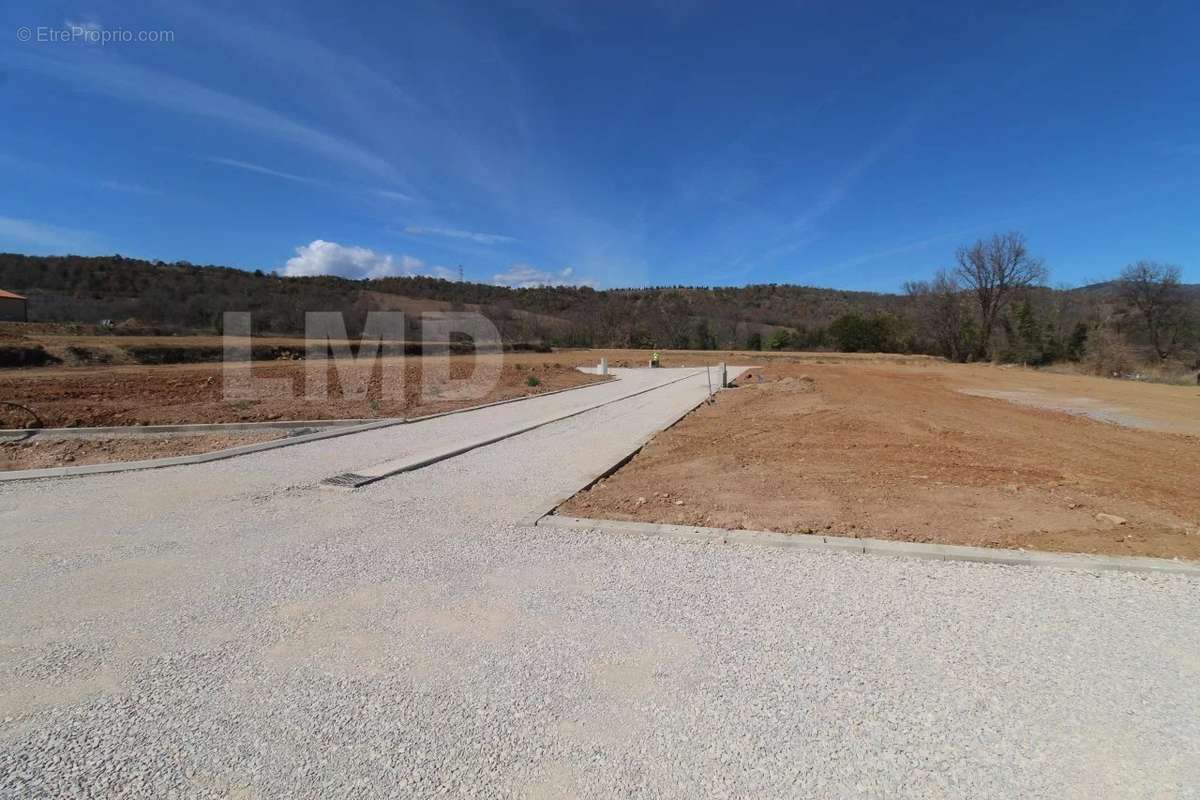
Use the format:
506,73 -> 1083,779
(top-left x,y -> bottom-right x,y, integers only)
98,179 -> 162,196
0,216 -> 103,253
63,18 -> 104,39
12,11 -> 639,285
94,6 -> 639,284
762,143 -> 894,263
811,219 -> 1019,288
828,229 -> 977,273
404,225 -> 517,246
283,240 -> 454,280
208,158 -> 427,211
760,109 -> 926,264
206,156 -> 324,186
13,51 -> 398,180
492,264 -> 595,288
758,234 -> 820,264
2,151 -> 163,198
373,188 -> 416,203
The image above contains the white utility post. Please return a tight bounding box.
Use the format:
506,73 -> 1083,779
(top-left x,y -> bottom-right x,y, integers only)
599,357 -> 608,376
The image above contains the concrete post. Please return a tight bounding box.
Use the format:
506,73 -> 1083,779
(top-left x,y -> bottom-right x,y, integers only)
599,357 -> 608,376
719,362 -> 727,388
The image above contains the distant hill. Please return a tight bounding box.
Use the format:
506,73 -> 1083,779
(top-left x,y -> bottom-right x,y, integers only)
0,252 -> 1195,362
1066,279 -> 1200,299
0,252 -> 913,348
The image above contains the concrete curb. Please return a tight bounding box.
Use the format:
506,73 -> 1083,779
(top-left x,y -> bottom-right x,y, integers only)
0,418 -> 386,440
534,515 -> 1200,577
513,367 -> 749,526
322,370 -> 710,490
0,376 -> 616,483
0,418 -> 407,483
398,374 -> 616,425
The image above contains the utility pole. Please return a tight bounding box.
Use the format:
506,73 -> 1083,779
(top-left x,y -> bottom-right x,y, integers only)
458,265 -> 464,283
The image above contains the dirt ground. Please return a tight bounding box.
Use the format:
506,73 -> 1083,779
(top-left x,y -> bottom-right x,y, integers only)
0,344 -> 936,429
561,362 -> 1200,561
0,431 -> 285,471
0,357 -> 607,428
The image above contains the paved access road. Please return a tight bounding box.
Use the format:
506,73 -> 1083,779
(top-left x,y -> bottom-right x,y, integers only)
1,367 -> 1198,798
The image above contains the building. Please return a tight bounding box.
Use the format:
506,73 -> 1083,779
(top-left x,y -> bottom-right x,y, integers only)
0,289 -> 28,322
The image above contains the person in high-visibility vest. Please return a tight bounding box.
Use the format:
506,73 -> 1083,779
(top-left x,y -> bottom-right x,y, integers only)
650,350 -> 660,368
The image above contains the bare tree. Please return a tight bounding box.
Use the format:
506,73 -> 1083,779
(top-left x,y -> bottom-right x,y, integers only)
905,270 -> 972,361
1117,261 -> 1186,360
954,232 -> 1047,357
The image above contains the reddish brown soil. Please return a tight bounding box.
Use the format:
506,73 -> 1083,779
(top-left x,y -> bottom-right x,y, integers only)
0,340 -> 942,430
561,363 -> 1200,561
0,432 -> 284,471
0,358 -> 605,428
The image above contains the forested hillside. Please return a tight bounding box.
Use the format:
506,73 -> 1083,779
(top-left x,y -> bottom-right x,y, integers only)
1,249 -> 1197,372
0,252 -> 916,347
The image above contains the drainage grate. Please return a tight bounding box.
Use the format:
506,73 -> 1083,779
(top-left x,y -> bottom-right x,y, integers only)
320,472 -> 373,489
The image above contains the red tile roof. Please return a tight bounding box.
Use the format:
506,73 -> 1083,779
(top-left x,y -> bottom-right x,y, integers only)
0,290 -> 26,300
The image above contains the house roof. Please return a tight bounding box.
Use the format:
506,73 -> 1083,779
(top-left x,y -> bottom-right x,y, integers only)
0,290 -> 26,300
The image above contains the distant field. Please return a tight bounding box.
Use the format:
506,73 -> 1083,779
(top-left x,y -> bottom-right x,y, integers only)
0,322 -> 940,371
0,324 -> 551,369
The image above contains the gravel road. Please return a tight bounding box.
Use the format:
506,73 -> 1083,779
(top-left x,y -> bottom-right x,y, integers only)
1,367 -> 1198,798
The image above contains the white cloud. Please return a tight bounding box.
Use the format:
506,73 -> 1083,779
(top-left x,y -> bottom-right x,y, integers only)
374,188 -> 416,202
99,179 -> 161,196
207,156 -> 323,186
64,18 -> 104,37
492,264 -> 596,288
405,225 -> 516,245
13,52 -> 398,180
759,108 -> 926,264
283,240 -> 455,280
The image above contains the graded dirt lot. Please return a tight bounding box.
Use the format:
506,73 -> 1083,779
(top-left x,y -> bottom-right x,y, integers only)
0,340 -> 923,430
561,361 -> 1200,560
0,431 -> 284,471
0,357 -> 606,428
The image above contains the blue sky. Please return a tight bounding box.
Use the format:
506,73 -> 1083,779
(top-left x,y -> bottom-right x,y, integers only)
2,1 -> 1198,291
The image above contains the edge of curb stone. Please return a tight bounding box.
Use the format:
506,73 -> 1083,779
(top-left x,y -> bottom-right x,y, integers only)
533,514 -> 1200,576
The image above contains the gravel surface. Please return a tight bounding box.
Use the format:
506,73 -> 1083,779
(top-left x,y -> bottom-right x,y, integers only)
1,367 -> 1198,798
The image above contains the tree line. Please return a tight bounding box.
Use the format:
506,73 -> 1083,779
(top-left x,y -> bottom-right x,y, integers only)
902,232 -> 1197,370
0,241 -> 1196,372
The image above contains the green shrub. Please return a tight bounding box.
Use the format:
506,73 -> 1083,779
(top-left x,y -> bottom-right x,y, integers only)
828,313 -> 896,352
525,375 -> 541,387
766,329 -> 793,350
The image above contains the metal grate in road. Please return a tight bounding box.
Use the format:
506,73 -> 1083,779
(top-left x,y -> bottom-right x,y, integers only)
320,472 -> 373,489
